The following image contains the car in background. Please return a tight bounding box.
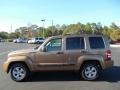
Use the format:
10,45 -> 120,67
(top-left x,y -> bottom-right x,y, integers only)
0,38 -> 2,42
13,38 -> 28,43
28,37 -> 44,44
0,38 -> 5,42
27,38 -> 32,44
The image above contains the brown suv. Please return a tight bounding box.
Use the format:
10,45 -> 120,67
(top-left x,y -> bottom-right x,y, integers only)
3,35 -> 113,82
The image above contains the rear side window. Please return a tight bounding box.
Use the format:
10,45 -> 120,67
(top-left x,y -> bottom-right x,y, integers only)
66,37 -> 85,50
89,37 -> 105,49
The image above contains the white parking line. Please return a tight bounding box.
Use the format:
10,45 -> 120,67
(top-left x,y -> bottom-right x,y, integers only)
0,51 -> 11,56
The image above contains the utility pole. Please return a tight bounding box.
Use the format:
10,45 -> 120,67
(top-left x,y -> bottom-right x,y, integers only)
52,19 -> 54,36
41,19 -> 45,38
10,24 -> 12,33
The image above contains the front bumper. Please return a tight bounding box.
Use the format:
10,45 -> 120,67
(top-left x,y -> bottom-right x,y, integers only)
3,61 -> 10,73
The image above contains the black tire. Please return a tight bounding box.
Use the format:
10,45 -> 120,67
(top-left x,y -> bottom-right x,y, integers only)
9,63 -> 29,82
80,63 -> 100,81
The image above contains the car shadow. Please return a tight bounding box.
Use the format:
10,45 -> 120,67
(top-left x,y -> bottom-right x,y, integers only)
28,66 -> 120,82
97,66 -> 120,82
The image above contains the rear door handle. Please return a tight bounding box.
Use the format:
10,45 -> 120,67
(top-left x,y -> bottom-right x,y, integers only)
57,52 -> 64,54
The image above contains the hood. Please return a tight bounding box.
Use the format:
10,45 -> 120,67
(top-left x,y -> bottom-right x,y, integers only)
8,49 -> 37,57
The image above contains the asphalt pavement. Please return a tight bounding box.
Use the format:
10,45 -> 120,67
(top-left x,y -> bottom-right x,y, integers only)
0,42 -> 120,90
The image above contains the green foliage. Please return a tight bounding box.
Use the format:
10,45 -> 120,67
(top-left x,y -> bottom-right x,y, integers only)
0,32 -> 9,39
110,30 -> 120,41
102,26 -> 111,38
9,32 -> 21,39
63,23 -> 85,35
110,23 -> 119,30
0,22 -> 120,42
84,23 -> 92,34
44,29 -> 52,37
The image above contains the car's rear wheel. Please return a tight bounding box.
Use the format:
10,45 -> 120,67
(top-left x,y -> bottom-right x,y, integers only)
81,63 -> 100,81
9,63 -> 29,82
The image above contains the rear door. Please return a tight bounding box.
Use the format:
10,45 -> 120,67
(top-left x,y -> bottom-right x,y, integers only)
63,36 -> 86,70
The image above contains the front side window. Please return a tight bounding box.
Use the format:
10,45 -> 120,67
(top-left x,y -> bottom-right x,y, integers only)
89,37 -> 105,49
66,37 -> 85,50
46,38 -> 62,52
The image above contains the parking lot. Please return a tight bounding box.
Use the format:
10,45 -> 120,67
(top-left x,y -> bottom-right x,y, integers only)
0,42 -> 120,90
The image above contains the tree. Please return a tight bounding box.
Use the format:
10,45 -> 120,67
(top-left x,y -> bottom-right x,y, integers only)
91,22 -> 103,34
46,26 -> 58,36
110,30 -> 120,41
61,24 -> 67,31
0,32 -> 9,39
109,23 -> 120,41
9,32 -> 21,39
10,22 -> 120,41
96,22 -> 103,34
110,22 -> 119,30
30,24 -> 39,30
15,27 -> 28,37
62,23 -> 84,35
15,25 -> 39,38
44,29 -> 52,37
84,23 -> 92,34
102,26 -> 112,38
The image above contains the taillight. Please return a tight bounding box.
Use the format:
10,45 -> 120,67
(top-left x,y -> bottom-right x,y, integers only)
105,50 -> 111,60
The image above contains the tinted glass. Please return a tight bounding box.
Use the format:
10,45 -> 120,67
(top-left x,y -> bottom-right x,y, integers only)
66,37 -> 84,50
89,37 -> 105,49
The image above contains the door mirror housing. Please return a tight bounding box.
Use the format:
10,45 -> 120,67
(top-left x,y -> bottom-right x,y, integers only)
41,46 -> 47,52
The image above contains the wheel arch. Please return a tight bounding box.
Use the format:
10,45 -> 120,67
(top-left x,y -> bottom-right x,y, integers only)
80,60 -> 102,71
7,61 -> 30,73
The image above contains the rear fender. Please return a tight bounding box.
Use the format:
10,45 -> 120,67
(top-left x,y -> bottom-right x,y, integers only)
75,55 -> 104,70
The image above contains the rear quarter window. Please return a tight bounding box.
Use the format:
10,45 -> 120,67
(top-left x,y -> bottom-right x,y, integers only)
89,37 -> 105,49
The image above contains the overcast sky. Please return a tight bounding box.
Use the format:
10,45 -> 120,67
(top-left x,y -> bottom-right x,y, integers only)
0,0 -> 120,32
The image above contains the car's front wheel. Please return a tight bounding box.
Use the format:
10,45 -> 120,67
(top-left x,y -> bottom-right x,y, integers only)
81,63 -> 100,81
9,63 -> 29,82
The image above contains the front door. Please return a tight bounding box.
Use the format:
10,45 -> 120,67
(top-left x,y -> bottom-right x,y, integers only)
35,38 -> 66,70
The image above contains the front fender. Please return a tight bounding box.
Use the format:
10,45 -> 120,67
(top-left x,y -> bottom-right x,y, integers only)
3,56 -> 34,73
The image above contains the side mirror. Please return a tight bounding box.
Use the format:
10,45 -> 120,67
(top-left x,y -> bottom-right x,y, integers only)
41,46 -> 47,52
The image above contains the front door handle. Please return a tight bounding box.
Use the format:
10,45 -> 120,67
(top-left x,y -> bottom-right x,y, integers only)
57,52 -> 64,54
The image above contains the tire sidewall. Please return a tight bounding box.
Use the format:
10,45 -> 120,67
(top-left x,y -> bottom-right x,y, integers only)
81,64 -> 99,81
10,64 -> 29,82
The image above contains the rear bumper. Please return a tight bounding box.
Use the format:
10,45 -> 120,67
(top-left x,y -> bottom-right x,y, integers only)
102,60 -> 114,69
